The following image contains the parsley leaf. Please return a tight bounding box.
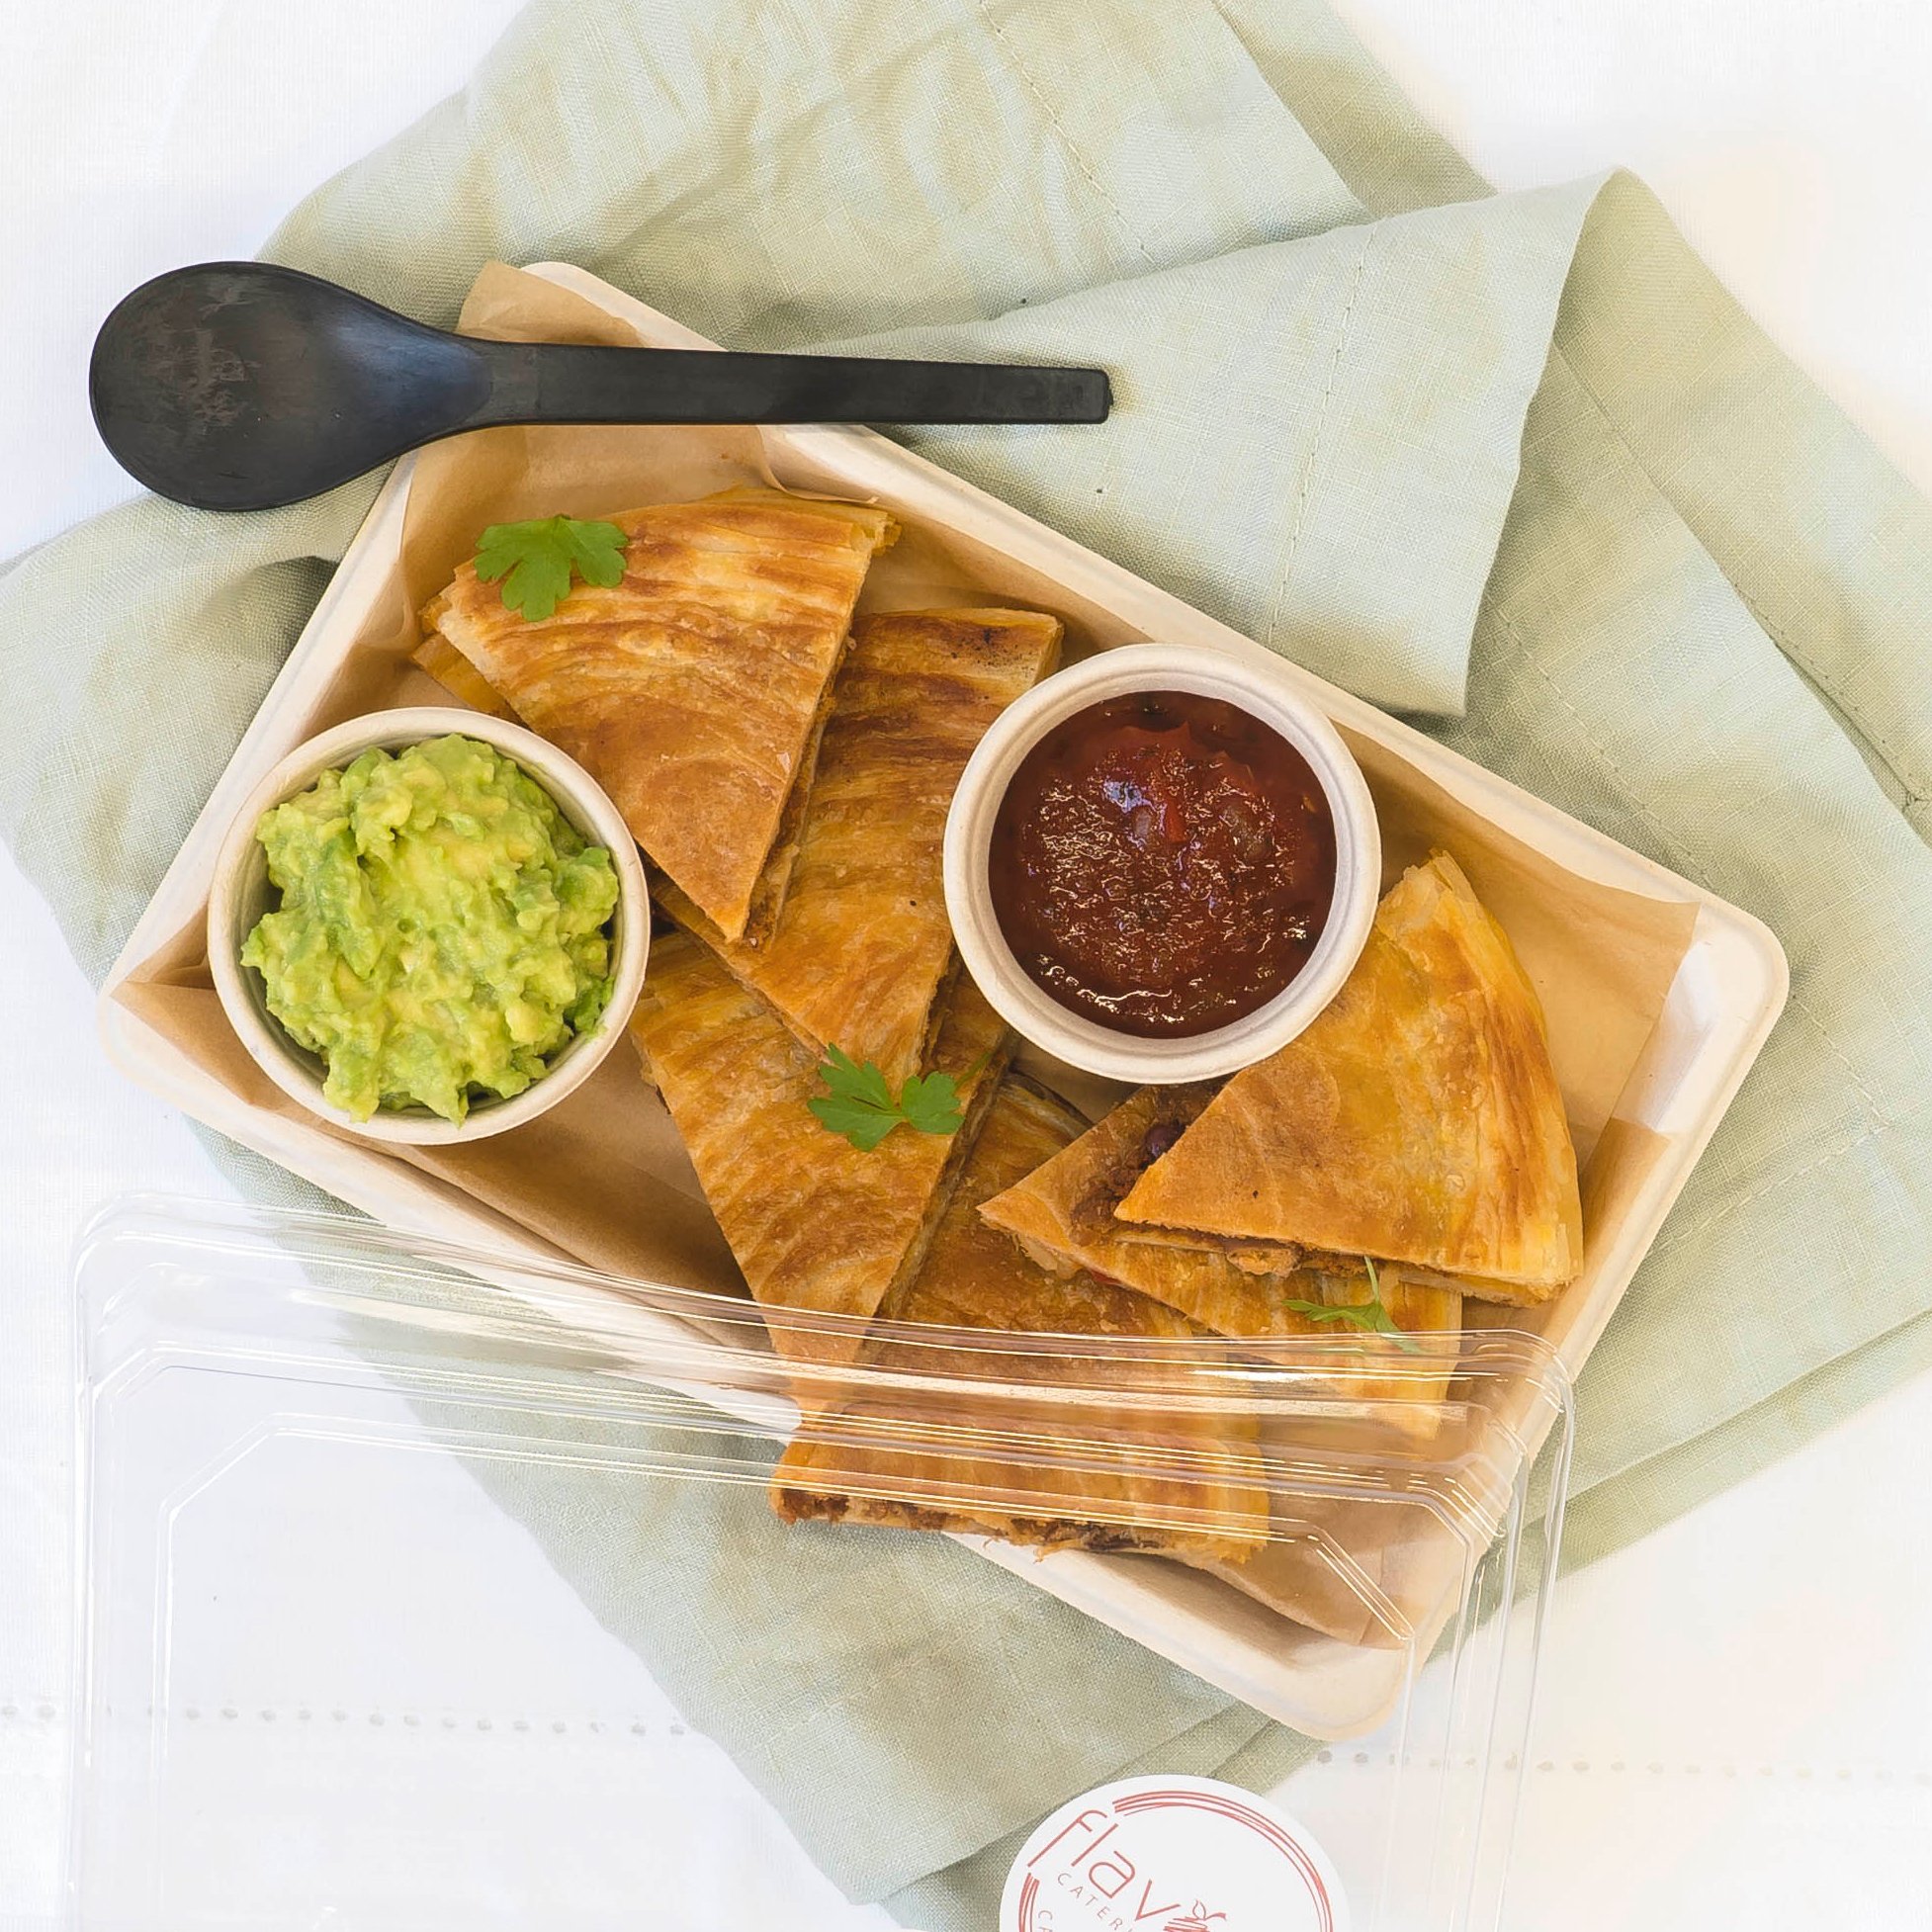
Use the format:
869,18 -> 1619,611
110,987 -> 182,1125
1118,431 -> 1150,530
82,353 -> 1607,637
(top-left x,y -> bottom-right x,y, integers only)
1279,1297 -> 1400,1336
897,1067 -> 970,1136
474,515 -> 628,621
1282,1257 -> 1422,1351
808,1044 -> 973,1151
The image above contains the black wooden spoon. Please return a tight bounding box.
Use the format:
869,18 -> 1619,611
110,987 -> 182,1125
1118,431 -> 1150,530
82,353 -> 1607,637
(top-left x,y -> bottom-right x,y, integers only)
89,262 -> 1111,512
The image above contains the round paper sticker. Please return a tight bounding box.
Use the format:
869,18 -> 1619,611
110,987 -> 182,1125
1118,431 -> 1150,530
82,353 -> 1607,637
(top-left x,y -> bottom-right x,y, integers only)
999,1774 -> 1347,1932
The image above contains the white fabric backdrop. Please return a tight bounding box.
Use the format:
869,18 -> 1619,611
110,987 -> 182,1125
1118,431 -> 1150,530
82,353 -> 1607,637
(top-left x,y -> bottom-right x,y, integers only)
2,2 -> 1928,1926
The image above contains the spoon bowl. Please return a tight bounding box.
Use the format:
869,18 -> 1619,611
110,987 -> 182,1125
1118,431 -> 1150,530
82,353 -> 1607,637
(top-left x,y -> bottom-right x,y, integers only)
91,265 -> 492,510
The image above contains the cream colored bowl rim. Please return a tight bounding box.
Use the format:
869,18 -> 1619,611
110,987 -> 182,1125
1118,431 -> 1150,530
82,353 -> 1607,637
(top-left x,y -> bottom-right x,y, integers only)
206,706 -> 650,1145
942,644 -> 1380,1085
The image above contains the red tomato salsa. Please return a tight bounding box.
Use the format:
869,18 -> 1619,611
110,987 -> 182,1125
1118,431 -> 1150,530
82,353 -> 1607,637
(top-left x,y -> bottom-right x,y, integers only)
988,688 -> 1337,1037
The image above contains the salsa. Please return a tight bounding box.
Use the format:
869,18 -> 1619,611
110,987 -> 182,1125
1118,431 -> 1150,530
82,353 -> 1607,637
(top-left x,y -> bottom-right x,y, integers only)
988,689 -> 1336,1037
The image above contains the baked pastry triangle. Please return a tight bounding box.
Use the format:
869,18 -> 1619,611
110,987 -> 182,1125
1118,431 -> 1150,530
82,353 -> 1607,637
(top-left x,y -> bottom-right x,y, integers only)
628,927 -> 1008,1367
420,485 -> 895,942
771,1075 -> 1270,1562
655,607 -> 1060,1084
1114,852 -> 1582,1298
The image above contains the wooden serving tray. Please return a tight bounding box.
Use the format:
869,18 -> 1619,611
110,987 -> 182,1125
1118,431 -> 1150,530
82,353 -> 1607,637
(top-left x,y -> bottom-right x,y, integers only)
100,263 -> 1787,1738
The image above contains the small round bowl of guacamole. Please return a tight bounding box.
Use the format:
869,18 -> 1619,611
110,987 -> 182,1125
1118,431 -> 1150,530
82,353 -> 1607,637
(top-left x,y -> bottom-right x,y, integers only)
208,708 -> 650,1144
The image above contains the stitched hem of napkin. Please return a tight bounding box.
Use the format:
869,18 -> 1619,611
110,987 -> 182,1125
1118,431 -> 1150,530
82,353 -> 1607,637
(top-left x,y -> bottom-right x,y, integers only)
970,0 -> 1158,270
1264,227 -> 1375,650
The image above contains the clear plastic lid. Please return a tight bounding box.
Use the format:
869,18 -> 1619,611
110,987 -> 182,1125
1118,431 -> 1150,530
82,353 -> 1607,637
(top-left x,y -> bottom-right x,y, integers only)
69,1193 -> 1571,1931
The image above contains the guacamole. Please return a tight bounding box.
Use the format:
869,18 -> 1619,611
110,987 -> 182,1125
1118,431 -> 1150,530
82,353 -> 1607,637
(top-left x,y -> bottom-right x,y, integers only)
241,735 -> 620,1123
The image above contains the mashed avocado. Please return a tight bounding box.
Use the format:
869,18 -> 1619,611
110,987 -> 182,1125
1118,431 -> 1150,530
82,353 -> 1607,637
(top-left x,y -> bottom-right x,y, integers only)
241,735 -> 620,1123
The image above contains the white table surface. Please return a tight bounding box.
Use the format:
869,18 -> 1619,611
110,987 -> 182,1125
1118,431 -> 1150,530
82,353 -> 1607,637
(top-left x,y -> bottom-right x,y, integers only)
4,3 -> 1930,1927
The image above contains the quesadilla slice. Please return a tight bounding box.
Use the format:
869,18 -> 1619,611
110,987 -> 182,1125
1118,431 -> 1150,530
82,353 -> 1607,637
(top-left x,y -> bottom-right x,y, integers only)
629,927 -> 1009,1367
657,607 -> 1063,1086
772,1075 -> 1270,1563
977,1084 -> 1460,1418
1115,851 -> 1583,1299
413,631 -> 516,719
420,485 -> 896,943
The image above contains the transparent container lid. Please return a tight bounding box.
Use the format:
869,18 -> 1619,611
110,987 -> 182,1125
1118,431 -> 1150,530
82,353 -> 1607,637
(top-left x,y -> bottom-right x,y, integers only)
69,1193 -> 1572,1931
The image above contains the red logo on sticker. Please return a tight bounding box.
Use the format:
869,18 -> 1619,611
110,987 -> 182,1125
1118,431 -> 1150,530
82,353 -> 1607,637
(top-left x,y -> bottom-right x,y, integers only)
1164,1903 -> 1227,1931
1000,1775 -> 1347,1932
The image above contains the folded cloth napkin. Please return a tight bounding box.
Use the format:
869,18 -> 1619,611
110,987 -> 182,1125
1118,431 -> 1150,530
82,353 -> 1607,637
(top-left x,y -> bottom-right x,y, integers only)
8,0 -> 1932,1921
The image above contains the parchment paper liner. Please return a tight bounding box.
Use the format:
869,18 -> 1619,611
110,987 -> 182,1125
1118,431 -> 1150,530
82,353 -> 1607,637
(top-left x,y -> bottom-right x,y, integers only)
112,263 -> 1698,1651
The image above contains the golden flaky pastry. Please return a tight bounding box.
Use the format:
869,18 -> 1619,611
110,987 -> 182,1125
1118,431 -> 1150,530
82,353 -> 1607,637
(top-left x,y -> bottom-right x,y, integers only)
771,1076 -> 1270,1564
419,486 -> 896,943
977,1083 -> 1460,1413
628,928 -> 1009,1368
413,631 -> 515,720
656,608 -> 1062,1085
1116,851 -> 1583,1298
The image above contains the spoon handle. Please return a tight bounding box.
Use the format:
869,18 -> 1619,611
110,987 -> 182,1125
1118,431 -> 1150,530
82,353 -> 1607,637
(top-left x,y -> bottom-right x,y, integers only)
468,340 -> 1110,427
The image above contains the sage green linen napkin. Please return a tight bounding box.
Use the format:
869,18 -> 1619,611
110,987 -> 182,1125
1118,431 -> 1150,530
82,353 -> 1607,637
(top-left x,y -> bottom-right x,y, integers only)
8,0 -> 1932,1920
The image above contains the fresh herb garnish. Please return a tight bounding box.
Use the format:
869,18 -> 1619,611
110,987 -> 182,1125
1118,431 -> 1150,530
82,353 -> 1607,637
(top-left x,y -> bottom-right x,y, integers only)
1283,1257 -> 1421,1351
1280,1296 -> 1404,1337
808,1044 -> 976,1151
475,515 -> 628,620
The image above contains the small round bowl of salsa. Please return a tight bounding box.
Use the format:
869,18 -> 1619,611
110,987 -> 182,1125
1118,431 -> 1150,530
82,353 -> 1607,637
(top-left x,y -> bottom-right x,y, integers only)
208,707 -> 650,1144
943,644 -> 1379,1084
